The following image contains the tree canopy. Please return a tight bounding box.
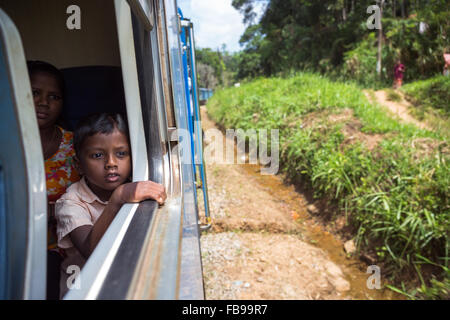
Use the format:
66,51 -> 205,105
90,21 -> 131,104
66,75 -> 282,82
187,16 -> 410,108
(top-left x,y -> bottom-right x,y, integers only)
232,0 -> 450,86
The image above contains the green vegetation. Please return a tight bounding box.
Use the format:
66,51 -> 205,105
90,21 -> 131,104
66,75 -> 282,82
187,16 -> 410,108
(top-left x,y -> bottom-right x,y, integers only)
195,48 -> 225,89
197,2 -> 449,89
401,75 -> 450,135
385,89 -> 403,102
207,73 -> 449,299
195,47 -> 238,89
229,0 -> 449,87
402,75 -> 450,117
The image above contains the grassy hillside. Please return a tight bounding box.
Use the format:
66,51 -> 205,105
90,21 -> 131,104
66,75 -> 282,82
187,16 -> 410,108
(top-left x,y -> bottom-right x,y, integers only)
402,76 -> 450,116
206,73 -> 449,299
401,76 -> 450,135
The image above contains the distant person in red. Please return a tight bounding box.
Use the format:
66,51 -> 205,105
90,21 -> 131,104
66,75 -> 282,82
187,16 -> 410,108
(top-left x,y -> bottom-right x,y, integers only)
443,53 -> 450,76
393,60 -> 405,89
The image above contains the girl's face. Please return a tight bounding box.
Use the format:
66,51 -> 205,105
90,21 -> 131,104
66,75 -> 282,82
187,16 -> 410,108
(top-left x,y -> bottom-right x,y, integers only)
31,72 -> 63,129
76,128 -> 131,201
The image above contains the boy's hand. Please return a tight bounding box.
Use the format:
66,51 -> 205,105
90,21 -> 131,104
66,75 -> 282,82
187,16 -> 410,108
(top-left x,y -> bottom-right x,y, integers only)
111,181 -> 167,206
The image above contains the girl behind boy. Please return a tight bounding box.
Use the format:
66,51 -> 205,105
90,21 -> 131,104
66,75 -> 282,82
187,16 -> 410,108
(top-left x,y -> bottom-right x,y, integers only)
55,113 -> 166,297
28,60 -> 80,299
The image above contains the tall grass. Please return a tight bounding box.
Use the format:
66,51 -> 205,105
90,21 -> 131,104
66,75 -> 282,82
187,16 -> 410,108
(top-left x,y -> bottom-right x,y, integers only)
401,75 -> 450,136
207,72 -> 449,299
401,75 -> 450,118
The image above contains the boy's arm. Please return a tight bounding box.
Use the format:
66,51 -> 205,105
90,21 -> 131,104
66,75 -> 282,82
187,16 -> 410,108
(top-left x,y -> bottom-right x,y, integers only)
70,181 -> 167,259
69,200 -> 122,259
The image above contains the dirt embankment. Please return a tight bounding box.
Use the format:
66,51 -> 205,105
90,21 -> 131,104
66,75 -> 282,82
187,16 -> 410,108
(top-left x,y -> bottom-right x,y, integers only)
198,107 -> 401,300
364,89 -> 430,130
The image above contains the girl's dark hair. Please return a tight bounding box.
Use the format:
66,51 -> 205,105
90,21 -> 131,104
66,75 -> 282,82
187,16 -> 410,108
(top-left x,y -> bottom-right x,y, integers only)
74,113 -> 129,155
27,60 -> 65,94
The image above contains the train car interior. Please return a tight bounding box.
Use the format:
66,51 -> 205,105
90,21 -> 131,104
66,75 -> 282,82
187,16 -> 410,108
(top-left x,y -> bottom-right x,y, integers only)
0,0 -> 204,300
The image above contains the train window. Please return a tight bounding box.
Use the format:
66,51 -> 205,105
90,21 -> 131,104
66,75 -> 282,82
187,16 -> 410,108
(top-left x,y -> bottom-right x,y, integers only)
64,0 -> 179,299
155,0 -> 177,130
128,0 -> 154,31
130,9 -> 164,183
0,0 -> 150,299
1,0 -> 205,300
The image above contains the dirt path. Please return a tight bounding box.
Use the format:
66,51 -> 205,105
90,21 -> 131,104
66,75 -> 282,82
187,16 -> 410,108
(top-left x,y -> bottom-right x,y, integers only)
364,89 -> 430,130
198,107 -> 401,300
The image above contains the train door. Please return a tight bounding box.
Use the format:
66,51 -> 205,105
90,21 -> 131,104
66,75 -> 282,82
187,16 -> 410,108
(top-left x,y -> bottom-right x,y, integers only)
156,0 -> 204,300
179,11 -> 211,231
0,8 -> 47,299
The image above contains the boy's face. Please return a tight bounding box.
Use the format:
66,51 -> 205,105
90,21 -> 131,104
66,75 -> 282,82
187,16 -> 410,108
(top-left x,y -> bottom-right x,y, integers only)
31,72 -> 63,129
77,129 -> 131,201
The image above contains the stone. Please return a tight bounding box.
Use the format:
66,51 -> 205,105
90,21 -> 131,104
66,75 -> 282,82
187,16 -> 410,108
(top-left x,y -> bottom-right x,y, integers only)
307,204 -> 319,214
329,277 -> 351,292
325,262 -> 343,278
344,239 -> 357,255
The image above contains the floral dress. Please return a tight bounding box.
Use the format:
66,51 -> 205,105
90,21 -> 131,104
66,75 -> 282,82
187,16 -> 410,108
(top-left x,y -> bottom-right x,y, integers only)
45,126 -> 80,250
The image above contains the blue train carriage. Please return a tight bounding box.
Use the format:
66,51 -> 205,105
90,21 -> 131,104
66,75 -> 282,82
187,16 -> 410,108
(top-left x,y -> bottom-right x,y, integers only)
0,0 -> 204,299
199,88 -> 214,104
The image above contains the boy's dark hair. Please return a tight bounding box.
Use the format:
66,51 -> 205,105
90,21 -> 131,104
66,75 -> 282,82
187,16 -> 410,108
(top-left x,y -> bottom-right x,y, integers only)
27,60 -> 65,94
74,113 -> 129,155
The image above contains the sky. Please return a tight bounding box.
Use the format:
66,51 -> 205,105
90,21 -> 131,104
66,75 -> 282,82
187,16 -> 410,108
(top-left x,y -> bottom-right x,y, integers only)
177,0 -> 265,53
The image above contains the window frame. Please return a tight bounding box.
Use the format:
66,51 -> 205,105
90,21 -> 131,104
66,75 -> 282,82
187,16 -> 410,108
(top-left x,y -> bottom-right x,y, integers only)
0,7 -> 47,299
64,0 -> 151,299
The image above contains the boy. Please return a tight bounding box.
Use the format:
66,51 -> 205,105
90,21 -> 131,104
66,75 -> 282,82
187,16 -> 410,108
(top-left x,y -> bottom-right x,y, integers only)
55,113 -> 166,297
